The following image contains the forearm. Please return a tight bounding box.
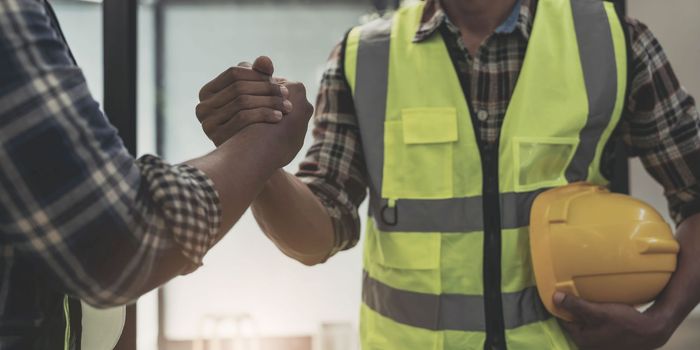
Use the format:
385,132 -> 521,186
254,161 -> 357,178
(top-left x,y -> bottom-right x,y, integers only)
251,170 -> 335,265
648,212 -> 700,336
186,126 -> 281,237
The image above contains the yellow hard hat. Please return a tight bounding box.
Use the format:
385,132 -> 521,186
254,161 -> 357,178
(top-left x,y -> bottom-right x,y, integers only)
530,183 -> 679,321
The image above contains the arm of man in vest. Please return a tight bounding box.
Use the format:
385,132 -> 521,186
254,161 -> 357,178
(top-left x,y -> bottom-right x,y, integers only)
197,45 -> 366,266
552,19 -> 700,349
0,0 -> 311,308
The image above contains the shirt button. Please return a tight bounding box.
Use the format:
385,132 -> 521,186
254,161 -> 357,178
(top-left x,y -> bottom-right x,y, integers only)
477,109 -> 489,121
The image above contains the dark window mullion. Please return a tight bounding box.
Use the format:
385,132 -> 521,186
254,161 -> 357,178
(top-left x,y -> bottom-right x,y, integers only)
103,0 -> 138,349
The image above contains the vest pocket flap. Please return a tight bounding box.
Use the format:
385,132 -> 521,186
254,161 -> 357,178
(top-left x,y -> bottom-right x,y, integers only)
401,108 -> 458,144
377,231 -> 441,270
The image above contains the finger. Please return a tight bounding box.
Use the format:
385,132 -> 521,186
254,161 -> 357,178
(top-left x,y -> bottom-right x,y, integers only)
201,95 -> 290,125
283,82 -> 315,123
553,292 -> 602,324
238,61 -> 252,68
202,81 -> 288,110
210,108 -> 283,146
227,95 -> 291,116
272,76 -> 288,84
252,56 -> 274,76
199,66 -> 270,100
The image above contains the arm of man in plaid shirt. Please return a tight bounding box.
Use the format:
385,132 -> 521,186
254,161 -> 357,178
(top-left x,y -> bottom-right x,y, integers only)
0,0 -> 311,308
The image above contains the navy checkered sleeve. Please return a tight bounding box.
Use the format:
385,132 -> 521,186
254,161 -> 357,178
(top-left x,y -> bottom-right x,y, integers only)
0,0 -> 221,307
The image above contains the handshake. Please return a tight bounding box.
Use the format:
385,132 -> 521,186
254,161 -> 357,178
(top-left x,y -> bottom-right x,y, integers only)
195,56 -> 314,168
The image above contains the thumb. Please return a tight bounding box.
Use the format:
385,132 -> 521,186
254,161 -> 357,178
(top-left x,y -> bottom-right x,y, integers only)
553,292 -> 600,323
252,56 -> 274,77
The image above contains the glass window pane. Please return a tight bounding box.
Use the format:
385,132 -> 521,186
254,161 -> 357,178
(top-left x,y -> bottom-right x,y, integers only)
52,0 -> 103,102
159,2 -> 370,347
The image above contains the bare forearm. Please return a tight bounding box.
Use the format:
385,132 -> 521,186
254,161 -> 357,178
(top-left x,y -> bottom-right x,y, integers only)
648,212 -> 700,337
186,126 -> 279,237
251,170 -> 335,265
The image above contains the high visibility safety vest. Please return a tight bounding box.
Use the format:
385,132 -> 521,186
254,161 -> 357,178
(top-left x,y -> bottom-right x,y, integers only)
344,0 -> 627,349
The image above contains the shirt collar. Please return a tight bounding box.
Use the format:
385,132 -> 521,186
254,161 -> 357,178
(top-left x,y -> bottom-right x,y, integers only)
413,0 -> 535,43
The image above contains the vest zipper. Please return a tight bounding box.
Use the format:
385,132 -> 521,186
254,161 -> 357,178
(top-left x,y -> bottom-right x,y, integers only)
439,23 -> 508,348
480,142 -> 507,350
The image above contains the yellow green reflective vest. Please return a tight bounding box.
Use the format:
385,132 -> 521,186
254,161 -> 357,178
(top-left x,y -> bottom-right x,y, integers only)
343,0 -> 627,349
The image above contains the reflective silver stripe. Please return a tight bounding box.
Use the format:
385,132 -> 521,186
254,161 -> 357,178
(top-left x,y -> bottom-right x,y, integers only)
362,272 -> 550,331
370,189 -> 546,232
354,18 -> 393,195
566,0 -> 620,182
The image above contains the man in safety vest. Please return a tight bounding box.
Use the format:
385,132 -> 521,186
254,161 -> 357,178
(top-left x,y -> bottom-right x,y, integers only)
197,0 -> 700,349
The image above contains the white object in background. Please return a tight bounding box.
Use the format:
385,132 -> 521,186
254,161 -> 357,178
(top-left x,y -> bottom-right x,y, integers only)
192,313 -> 260,350
80,302 -> 126,350
316,322 -> 356,350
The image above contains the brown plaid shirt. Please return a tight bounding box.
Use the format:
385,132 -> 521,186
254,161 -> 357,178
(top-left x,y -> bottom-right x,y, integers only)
296,0 -> 700,256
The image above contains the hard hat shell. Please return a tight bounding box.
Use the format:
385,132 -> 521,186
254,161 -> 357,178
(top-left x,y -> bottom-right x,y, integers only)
530,183 -> 679,321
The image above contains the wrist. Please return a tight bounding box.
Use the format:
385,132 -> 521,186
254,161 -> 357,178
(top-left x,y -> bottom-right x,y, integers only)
645,303 -> 682,345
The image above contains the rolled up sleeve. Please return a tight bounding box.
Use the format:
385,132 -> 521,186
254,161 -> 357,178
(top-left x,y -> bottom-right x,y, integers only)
0,0 -> 220,307
622,18 -> 700,226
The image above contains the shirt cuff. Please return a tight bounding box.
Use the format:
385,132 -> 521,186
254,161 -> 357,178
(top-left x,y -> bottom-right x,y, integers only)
302,179 -> 362,259
137,155 -> 222,267
675,199 -> 700,227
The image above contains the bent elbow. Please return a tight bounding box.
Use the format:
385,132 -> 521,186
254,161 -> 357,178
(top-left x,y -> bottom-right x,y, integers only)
297,255 -> 327,267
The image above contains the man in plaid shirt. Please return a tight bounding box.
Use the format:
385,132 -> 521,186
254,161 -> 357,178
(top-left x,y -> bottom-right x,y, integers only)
0,0 -> 314,347
199,0 -> 700,349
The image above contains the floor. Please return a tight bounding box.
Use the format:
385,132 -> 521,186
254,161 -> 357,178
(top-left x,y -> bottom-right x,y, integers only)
163,316 -> 700,350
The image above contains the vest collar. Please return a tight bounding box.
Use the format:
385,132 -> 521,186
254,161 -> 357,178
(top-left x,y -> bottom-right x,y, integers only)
414,0 -> 536,43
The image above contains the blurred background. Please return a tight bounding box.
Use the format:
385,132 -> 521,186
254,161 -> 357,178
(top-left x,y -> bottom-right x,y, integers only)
51,0 -> 700,349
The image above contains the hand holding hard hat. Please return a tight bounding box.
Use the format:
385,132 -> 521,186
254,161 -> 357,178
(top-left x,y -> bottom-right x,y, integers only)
529,183 -> 679,321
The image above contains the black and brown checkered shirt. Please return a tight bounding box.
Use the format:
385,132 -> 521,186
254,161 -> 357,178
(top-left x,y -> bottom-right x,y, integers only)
297,0 -> 700,256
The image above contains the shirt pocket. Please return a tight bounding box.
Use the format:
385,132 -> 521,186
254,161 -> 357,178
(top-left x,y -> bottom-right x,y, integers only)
382,108 -> 458,200
512,137 -> 579,192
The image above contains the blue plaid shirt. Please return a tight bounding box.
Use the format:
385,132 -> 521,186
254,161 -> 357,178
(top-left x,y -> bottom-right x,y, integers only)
0,0 -> 221,345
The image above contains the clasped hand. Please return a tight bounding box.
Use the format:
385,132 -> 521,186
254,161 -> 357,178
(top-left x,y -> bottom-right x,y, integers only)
195,56 -> 314,169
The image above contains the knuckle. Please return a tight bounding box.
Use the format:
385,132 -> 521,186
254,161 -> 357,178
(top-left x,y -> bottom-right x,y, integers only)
237,109 -> 253,122
195,103 -> 209,120
201,119 -> 218,135
286,82 -> 301,93
234,95 -> 251,108
230,81 -> 245,97
288,82 -> 307,95
225,67 -> 236,79
305,101 -> 315,115
274,96 -> 287,109
228,66 -> 245,80
212,133 -> 224,145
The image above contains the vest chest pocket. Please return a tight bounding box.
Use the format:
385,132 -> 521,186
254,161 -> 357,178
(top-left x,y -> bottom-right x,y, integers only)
382,108 -> 458,200
513,137 -> 579,192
